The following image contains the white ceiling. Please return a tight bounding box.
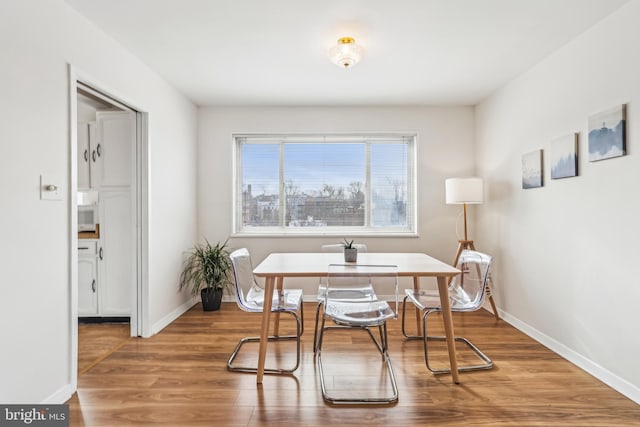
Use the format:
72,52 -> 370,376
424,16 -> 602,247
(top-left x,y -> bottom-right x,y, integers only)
65,0 -> 628,107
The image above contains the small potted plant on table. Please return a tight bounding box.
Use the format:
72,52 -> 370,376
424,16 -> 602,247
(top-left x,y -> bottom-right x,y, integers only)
179,239 -> 231,311
342,239 -> 358,263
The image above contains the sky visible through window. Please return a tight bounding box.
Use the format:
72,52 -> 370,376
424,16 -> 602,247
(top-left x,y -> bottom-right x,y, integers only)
242,142 -> 406,196
242,144 -> 279,195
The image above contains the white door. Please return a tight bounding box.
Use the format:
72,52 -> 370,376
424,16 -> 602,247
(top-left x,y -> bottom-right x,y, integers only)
99,191 -> 132,315
95,111 -> 135,190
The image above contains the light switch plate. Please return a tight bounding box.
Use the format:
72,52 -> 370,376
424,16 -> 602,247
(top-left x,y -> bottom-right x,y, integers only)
40,174 -> 63,201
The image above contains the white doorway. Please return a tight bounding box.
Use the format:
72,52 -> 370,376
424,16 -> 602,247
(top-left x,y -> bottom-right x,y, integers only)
69,70 -> 148,390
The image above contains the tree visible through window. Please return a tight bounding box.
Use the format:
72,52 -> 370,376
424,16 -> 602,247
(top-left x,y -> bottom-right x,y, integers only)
234,134 -> 416,235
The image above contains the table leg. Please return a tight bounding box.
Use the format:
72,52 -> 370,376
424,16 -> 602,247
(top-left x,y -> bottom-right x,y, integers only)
413,276 -> 422,336
437,275 -> 460,383
272,276 -> 284,336
257,275 -> 276,384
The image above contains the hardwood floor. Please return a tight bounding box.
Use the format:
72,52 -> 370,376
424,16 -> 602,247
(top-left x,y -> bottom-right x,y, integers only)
67,303 -> 640,426
78,322 -> 131,376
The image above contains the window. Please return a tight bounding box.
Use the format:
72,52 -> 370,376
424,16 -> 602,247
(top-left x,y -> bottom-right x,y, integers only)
233,133 -> 416,236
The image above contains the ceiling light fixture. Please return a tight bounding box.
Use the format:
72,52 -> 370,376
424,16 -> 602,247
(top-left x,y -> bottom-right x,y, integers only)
328,37 -> 364,69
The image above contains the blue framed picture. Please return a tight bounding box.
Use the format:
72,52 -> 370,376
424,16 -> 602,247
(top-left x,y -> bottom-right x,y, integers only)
522,149 -> 543,189
588,105 -> 626,162
550,133 -> 578,179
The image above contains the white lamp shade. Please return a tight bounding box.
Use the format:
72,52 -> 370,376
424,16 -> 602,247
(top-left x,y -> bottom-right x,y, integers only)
445,177 -> 483,204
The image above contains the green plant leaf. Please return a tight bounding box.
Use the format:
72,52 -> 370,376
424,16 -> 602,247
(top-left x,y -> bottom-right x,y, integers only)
342,238 -> 354,249
179,239 -> 231,297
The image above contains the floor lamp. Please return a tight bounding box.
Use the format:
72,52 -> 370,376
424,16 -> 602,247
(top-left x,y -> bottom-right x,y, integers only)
445,177 -> 499,320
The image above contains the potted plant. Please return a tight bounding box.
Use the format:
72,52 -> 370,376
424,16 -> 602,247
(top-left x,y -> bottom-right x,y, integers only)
342,238 -> 358,262
179,239 -> 231,311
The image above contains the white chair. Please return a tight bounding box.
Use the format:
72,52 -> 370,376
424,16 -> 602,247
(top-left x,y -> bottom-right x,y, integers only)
316,263 -> 399,404
401,249 -> 493,374
226,248 -> 304,374
313,243 -> 373,352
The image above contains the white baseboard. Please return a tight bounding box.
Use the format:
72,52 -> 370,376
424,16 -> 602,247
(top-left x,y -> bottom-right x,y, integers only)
499,308 -> 640,405
148,298 -> 198,337
42,384 -> 75,404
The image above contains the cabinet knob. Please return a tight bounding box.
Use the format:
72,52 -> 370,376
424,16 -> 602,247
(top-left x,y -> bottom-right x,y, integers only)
99,247 -> 103,260
84,149 -> 89,162
91,279 -> 96,293
92,150 -> 97,162
96,143 -> 102,157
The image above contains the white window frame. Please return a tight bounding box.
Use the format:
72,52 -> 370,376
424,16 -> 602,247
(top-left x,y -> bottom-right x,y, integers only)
232,133 -> 418,237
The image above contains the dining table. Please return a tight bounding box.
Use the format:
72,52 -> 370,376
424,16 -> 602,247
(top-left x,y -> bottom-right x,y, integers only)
252,252 -> 462,384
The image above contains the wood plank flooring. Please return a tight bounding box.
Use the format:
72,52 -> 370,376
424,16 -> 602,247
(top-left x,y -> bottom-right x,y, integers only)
67,302 -> 640,426
78,323 -> 131,376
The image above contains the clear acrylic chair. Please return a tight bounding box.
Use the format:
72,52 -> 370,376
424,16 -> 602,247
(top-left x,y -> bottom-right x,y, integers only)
313,243 -> 372,352
226,248 -> 304,374
316,264 -> 398,404
401,249 -> 493,373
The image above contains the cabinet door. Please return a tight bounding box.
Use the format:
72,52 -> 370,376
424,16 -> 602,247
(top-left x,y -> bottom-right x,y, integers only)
77,122 -> 91,190
99,191 -> 132,315
95,111 -> 135,190
88,121 -> 97,188
78,256 -> 98,316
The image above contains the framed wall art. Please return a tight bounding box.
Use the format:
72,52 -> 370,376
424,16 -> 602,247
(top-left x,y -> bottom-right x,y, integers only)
522,149 -> 543,189
550,133 -> 578,179
588,104 -> 626,161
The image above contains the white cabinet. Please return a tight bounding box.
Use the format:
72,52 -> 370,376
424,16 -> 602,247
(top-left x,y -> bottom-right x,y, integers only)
78,240 -> 99,316
77,121 -> 96,191
98,191 -> 132,316
77,111 -> 135,191
95,111 -> 135,190
77,110 -> 134,318
77,191 -> 132,318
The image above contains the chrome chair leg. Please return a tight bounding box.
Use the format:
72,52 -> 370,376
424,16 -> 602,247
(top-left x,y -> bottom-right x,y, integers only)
313,301 -> 323,352
401,295 -> 423,339
298,301 -> 305,336
403,296 -> 493,374
227,310 -> 302,375
421,309 -> 493,374
316,318 -> 398,404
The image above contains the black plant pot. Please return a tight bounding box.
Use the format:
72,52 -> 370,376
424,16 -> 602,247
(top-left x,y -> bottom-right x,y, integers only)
201,287 -> 223,311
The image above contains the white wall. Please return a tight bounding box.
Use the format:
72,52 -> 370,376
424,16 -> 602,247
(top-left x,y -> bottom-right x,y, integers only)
0,0 -> 197,403
198,106 -> 475,294
475,0 -> 640,403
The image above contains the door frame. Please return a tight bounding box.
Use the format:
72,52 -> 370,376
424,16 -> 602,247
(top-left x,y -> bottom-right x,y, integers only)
68,65 -> 149,391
